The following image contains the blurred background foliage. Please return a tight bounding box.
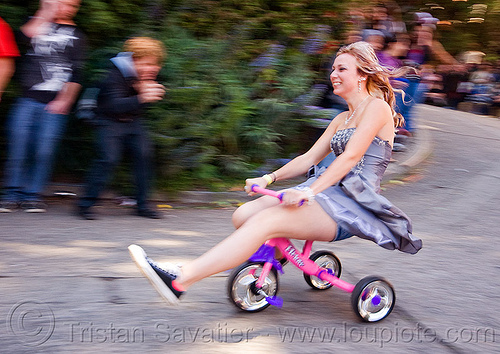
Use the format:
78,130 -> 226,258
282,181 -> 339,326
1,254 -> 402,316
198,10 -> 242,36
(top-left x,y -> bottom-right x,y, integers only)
1,0 -> 499,193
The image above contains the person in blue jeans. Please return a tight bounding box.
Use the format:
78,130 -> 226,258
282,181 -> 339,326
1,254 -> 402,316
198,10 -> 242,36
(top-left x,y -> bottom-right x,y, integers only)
0,0 -> 86,213
77,37 -> 166,220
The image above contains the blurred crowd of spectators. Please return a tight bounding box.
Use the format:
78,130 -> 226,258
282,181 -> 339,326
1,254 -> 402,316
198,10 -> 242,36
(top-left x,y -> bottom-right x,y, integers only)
419,60 -> 500,116
351,2 -> 500,117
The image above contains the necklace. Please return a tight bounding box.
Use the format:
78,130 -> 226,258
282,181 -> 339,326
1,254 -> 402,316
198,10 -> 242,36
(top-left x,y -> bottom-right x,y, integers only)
345,95 -> 370,125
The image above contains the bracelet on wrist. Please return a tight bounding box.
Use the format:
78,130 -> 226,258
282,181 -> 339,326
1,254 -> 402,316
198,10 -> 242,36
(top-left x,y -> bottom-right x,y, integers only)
270,172 -> 277,183
262,174 -> 273,186
303,187 -> 316,205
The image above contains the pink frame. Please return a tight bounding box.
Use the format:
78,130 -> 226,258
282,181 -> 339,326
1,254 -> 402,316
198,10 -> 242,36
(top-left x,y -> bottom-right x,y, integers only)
249,184 -> 355,293
256,238 -> 355,293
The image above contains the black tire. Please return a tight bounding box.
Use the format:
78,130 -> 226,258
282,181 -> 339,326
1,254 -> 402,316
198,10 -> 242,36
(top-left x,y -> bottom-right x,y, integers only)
351,276 -> 395,322
303,251 -> 342,290
227,261 -> 279,312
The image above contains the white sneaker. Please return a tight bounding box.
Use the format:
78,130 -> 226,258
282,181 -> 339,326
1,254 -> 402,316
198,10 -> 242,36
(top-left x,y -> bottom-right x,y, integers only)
128,245 -> 184,305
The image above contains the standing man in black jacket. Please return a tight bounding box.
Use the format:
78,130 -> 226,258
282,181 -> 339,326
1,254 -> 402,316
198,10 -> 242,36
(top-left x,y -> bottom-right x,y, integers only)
78,37 -> 166,220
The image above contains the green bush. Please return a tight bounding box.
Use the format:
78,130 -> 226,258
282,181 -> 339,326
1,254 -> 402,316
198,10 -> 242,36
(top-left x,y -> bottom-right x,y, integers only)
146,24 -> 318,191
0,0 -> 346,193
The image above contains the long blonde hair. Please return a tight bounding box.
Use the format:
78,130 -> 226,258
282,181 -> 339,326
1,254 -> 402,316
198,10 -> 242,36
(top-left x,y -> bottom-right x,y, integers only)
336,41 -> 405,127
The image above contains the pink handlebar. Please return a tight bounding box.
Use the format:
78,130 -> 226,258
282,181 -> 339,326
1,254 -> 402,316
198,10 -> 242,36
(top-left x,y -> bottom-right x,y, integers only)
251,184 -> 284,202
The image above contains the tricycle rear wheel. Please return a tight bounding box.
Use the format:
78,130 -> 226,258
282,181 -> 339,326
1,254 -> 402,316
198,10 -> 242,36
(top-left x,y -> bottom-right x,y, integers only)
351,276 -> 395,322
303,250 -> 342,290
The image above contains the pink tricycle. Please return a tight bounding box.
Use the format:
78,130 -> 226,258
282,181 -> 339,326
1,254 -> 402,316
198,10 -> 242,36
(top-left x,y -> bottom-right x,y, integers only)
227,185 -> 395,322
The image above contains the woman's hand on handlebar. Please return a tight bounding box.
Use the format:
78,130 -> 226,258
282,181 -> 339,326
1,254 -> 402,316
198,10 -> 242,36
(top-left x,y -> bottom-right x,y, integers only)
280,189 -> 309,207
243,180 -> 311,207
244,177 -> 268,196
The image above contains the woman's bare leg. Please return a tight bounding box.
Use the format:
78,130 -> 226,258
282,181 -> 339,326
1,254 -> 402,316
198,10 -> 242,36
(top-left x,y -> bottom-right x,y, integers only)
232,195 -> 279,228
178,202 -> 338,289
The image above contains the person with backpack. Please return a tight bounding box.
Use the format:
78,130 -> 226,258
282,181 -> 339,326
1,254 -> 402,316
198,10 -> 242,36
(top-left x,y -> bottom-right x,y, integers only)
77,37 -> 166,220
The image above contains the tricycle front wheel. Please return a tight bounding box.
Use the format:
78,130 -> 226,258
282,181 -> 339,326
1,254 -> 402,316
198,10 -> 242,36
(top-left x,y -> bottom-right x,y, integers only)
227,261 -> 279,312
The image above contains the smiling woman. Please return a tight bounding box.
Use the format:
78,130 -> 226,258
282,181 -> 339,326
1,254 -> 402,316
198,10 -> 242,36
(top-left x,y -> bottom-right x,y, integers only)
334,42 -> 406,129
129,41 -> 422,307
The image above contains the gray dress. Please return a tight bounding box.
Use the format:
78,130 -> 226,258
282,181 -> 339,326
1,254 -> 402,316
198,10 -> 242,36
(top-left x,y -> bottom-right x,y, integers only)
295,128 -> 422,254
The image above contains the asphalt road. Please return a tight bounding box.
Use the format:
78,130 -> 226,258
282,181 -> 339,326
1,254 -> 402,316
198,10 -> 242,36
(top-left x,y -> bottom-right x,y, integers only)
1,105 -> 499,353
